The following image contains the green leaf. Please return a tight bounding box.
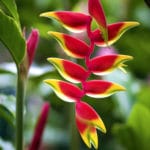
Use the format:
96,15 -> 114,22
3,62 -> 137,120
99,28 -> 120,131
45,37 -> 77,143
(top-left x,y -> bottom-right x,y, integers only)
113,86 -> 150,150
112,124 -> 137,150
0,10 -> 26,65
0,94 -> 16,126
127,104 -> 150,150
0,0 -> 20,25
0,94 -> 16,116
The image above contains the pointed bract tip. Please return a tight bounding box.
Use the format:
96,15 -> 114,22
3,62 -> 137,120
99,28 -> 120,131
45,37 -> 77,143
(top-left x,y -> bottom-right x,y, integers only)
47,31 -> 61,37
47,57 -> 61,65
119,55 -> 134,61
39,12 -> 47,17
127,21 -> 140,26
100,125 -> 107,134
39,12 -> 54,17
47,57 -> 56,62
43,79 -> 49,84
112,83 -> 126,92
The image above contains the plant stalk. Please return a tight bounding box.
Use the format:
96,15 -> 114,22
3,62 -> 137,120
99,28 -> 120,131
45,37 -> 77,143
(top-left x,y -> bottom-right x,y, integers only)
16,64 -> 27,150
70,104 -> 80,150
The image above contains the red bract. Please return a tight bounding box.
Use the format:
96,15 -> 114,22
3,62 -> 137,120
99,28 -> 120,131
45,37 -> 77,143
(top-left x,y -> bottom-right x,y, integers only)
91,22 -> 139,46
48,31 -> 91,58
40,11 -> 91,33
84,80 -> 125,98
76,101 -> 106,149
88,0 -> 108,42
47,58 -> 88,83
26,29 -> 39,68
41,0 -> 139,149
88,54 -> 133,75
44,79 -> 84,102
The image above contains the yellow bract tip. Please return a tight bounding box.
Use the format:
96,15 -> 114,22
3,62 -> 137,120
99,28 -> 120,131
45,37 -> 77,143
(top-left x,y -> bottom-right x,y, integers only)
39,12 -> 56,18
47,31 -> 62,38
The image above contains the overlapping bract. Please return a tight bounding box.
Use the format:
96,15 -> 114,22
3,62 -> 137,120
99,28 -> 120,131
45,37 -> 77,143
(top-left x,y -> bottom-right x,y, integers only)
91,22 -> 139,46
76,101 -> 106,149
41,0 -> 139,149
88,0 -> 108,42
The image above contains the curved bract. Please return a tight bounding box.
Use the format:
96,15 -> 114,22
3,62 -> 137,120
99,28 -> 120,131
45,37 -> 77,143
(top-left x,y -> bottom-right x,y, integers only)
47,58 -> 88,83
48,31 -> 91,59
89,54 -> 133,75
40,11 -> 91,33
84,80 -> 125,98
88,0 -> 108,42
44,79 -> 84,102
92,22 -> 140,46
76,101 -> 106,149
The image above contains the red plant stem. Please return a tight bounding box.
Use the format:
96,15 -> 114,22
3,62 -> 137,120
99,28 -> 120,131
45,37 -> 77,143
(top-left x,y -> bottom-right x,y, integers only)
81,21 -> 96,96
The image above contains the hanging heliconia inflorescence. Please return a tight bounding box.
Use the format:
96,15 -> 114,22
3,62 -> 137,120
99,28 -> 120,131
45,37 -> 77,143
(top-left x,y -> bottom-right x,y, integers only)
40,0 -> 139,149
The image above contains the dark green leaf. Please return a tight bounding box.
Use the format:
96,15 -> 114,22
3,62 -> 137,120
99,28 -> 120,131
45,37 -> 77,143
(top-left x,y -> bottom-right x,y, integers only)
0,105 -> 14,127
0,0 -> 20,24
0,10 -> 26,65
0,94 -> 16,126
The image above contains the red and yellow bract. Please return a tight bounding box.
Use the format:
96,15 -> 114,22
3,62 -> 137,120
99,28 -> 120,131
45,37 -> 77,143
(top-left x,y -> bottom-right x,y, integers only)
76,101 -> 106,149
40,11 -> 91,33
47,58 -> 88,83
88,54 -> 133,75
84,80 -> 125,98
92,22 -> 140,46
48,31 -> 91,59
44,79 -> 84,103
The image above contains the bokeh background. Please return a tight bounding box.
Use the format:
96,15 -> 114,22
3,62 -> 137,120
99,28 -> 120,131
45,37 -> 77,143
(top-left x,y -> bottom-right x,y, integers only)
0,0 -> 150,150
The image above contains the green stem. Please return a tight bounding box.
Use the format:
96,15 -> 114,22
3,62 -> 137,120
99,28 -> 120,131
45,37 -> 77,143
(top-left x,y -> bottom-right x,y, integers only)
16,64 -> 27,150
70,104 -> 80,150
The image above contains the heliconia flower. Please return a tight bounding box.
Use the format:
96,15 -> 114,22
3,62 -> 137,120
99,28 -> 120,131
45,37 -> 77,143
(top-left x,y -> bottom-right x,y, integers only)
40,11 -> 92,33
48,31 -> 91,59
28,102 -> 50,150
84,80 -> 125,98
26,29 -> 39,67
88,0 -> 108,42
76,101 -> 106,149
91,22 -> 140,47
44,79 -> 84,102
47,58 -> 88,83
88,54 -> 133,75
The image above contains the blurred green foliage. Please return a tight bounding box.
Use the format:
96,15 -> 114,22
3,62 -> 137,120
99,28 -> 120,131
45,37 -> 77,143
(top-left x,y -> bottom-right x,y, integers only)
0,0 -> 150,150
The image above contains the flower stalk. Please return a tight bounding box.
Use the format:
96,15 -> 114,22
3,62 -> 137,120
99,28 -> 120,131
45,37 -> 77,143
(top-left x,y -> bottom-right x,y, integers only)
15,29 -> 39,150
16,63 -> 28,150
